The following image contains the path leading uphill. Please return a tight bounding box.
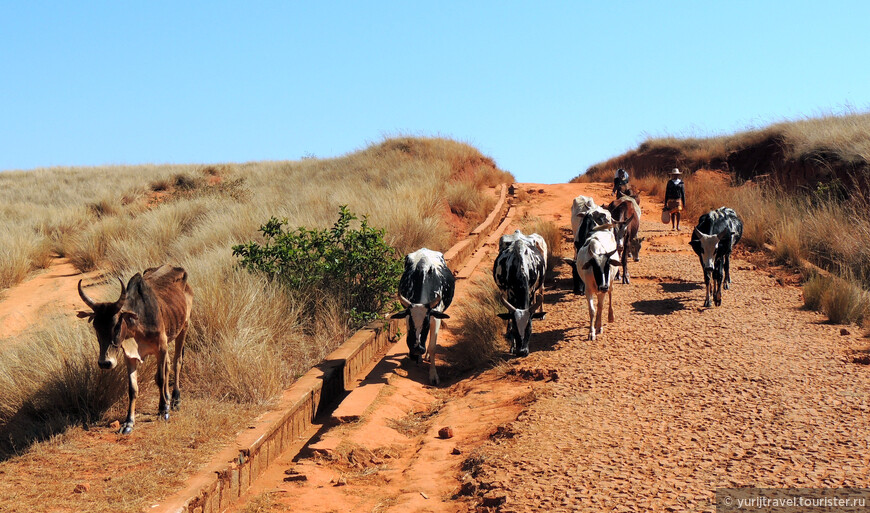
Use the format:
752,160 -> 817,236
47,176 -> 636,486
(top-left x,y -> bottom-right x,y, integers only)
229,181 -> 870,512
466,182 -> 870,512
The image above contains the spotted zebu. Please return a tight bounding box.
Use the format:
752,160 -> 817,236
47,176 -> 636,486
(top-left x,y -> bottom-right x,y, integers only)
567,202 -> 612,294
77,265 -> 193,434
391,248 -> 455,385
689,207 -> 743,307
493,230 -> 547,357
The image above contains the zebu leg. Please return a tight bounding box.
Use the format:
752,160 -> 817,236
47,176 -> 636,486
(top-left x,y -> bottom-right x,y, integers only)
171,326 -> 187,411
724,253 -> 732,290
607,288 -> 614,323
427,318 -> 441,385
121,358 -> 139,434
586,294 -> 597,341
594,292 -> 605,336
155,347 -> 170,421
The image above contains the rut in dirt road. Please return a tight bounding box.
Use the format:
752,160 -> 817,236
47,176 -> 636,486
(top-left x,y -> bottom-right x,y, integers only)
469,183 -> 870,512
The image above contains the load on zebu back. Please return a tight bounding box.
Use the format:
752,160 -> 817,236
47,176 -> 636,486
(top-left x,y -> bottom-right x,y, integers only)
689,207 -> 743,307
493,230 -> 547,357
77,264 -> 193,434
391,248 -> 455,385
568,195 -> 612,294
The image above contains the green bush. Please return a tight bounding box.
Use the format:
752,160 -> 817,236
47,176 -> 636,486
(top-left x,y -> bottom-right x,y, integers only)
232,206 -> 402,327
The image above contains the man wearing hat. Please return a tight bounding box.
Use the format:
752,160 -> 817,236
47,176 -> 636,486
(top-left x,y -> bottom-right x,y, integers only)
664,168 -> 686,230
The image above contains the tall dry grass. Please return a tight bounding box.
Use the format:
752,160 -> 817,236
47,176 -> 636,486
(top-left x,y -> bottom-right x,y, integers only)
0,318 -> 128,455
448,278 -> 509,370
0,137 -> 514,464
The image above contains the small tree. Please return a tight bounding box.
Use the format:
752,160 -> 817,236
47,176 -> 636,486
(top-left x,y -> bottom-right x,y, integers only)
232,206 -> 402,327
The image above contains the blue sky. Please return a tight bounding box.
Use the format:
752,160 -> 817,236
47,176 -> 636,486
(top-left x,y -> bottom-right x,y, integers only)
2,1 -> 868,183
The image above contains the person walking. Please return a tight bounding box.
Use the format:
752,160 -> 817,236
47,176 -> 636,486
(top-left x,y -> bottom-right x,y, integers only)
664,168 -> 686,231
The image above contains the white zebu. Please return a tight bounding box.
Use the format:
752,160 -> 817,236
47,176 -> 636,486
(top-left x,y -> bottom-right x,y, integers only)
573,227 -> 620,341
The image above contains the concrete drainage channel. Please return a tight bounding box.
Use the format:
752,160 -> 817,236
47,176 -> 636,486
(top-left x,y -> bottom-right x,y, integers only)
154,184 -> 512,513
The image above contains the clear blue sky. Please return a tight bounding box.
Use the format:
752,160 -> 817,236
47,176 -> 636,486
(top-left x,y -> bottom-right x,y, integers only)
2,1 -> 868,183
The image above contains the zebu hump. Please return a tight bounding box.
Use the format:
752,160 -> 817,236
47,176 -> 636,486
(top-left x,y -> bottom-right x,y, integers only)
400,248 -> 453,306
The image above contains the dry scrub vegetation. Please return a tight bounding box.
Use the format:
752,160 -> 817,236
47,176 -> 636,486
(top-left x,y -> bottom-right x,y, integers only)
578,112 -> 870,327
0,137 -> 513,512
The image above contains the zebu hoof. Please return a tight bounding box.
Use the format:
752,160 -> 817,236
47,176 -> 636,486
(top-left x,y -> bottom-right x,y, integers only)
429,374 -> 440,386
120,424 -> 134,435
161,411 -> 170,421
515,347 -> 529,358
171,391 -> 181,411
411,354 -> 422,364
724,282 -> 730,290
703,299 -> 712,308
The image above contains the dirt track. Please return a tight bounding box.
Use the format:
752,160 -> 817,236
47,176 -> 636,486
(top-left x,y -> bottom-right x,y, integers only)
228,181 -> 870,512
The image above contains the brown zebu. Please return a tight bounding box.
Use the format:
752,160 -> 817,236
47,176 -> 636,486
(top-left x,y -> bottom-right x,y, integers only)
606,195 -> 643,284
77,265 -> 193,434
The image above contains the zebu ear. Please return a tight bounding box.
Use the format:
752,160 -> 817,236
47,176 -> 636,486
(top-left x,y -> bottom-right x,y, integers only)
430,311 -> 450,319
390,310 -> 410,319
609,258 -> 622,267
119,311 -> 139,327
77,311 -> 94,323
497,313 -> 513,320
532,311 -> 547,320
581,260 -> 594,270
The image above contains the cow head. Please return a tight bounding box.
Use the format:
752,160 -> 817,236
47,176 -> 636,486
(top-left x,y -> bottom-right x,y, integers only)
629,236 -> 645,262
690,228 -> 732,275
497,294 -> 546,357
77,278 -> 139,370
581,249 -> 621,293
390,293 -> 449,362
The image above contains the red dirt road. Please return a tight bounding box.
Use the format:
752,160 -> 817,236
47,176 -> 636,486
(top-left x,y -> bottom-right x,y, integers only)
227,181 -> 870,512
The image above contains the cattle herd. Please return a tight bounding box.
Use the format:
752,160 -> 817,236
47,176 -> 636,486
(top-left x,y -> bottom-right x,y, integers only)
76,190 -> 744,434
391,191 -> 744,384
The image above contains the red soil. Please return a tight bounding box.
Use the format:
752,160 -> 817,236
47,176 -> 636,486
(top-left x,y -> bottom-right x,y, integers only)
2,177 -> 868,513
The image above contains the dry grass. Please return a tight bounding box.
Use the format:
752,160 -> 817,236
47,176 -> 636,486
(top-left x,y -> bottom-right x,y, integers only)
0,318 -> 129,456
447,278 -> 509,371
803,273 -> 870,326
577,111 -> 870,184
0,136 -> 513,509
0,393 -> 258,513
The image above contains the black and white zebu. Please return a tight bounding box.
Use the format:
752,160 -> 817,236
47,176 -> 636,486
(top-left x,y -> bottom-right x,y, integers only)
492,230 -> 547,357
391,248 -> 455,385
689,207 -> 743,307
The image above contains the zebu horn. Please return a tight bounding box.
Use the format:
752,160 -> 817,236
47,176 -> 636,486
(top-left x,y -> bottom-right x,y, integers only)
499,295 -> 517,313
78,279 -> 97,309
398,294 -> 411,308
531,293 -> 543,312
115,277 -> 127,307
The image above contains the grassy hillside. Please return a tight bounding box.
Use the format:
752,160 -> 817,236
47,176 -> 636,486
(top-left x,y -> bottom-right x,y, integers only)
0,137 -> 513,475
577,111 -> 870,191
577,113 -> 870,327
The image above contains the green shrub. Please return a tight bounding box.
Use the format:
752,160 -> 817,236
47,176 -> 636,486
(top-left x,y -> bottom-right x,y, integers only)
232,206 -> 403,327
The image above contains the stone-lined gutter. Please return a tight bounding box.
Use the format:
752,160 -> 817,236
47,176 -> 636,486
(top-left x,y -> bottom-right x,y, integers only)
155,183 -> 510,513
